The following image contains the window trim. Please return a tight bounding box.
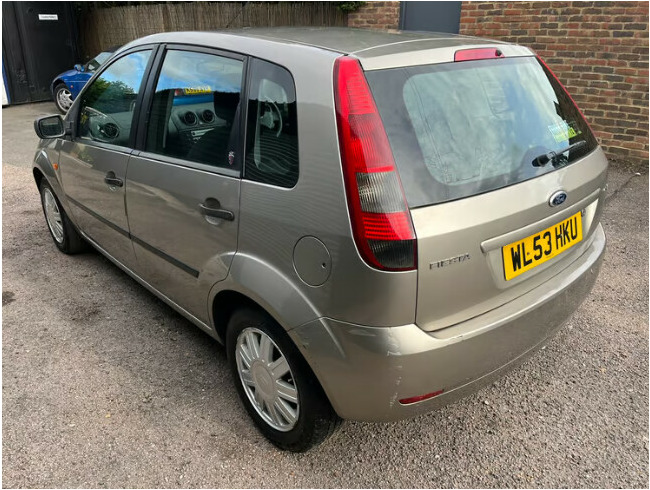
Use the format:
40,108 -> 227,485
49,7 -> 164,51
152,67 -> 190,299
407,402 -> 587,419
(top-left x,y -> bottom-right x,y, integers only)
71,44 -> 160,153
242,56 -> 300,189
130,150 -> 241,179
134,43 -> 248,178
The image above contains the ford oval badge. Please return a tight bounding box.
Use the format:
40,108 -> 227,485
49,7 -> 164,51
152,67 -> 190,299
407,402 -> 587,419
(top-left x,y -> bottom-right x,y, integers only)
549,190 -> 567,207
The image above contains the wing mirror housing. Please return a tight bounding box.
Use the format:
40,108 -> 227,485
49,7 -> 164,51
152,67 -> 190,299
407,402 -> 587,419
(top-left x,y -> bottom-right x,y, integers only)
74,63 -> 84,72
34,114 -> 68,139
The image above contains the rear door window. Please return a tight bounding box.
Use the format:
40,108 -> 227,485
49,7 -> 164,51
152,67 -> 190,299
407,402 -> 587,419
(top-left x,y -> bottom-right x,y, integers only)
145,49 -> 244,169
366,57 -> 598,208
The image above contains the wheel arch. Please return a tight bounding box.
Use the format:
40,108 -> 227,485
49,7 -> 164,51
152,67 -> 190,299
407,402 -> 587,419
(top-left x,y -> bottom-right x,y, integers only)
33,166 -> 45,189
211,290 -> 269,344
33,151 -> 59,191
209,253 -> 322,343
33,152 -> 74,222
51,79 -> 67,97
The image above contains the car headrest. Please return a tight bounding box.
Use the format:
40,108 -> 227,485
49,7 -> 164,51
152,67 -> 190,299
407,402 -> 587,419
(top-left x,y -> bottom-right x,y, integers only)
213,90 -> 240,124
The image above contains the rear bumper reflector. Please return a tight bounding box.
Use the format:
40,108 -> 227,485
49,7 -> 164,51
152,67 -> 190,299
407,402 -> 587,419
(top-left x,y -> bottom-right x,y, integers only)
399,389 -> 444,405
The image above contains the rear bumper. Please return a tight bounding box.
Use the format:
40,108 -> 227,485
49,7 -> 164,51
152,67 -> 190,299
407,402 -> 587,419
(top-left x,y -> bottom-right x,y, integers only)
289,224 -> 605,422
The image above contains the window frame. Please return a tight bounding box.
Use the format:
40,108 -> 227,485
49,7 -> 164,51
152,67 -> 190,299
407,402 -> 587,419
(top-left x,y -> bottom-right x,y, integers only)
132,43 -> 248,179
70,44 -> 160,153
242,57 -> 299,189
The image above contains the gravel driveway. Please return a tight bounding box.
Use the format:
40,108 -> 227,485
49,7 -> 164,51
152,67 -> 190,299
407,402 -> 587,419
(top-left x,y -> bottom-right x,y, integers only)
2,102 -> 648,488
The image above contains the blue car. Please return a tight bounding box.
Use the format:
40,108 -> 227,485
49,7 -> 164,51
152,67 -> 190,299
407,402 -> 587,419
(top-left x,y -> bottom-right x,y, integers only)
50,48 -> 117,113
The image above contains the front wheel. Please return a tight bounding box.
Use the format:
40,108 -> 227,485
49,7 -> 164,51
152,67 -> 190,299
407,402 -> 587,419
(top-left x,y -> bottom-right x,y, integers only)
39,180 -> 86,254
227,308 -> 341,452
54,83 -> 73,114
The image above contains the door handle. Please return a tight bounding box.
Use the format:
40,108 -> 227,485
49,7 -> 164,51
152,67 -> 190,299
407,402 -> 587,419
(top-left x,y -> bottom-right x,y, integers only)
104,171 -> 123,188
199,203 -> 235,221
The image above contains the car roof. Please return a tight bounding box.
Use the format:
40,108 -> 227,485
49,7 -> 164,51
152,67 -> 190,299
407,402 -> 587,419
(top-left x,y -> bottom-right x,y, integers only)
224,27 -> 500,54
122,27 -> 533,71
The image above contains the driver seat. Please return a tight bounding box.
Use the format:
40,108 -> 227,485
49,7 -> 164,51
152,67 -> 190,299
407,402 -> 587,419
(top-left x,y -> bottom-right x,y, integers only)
187,90 -> 240,167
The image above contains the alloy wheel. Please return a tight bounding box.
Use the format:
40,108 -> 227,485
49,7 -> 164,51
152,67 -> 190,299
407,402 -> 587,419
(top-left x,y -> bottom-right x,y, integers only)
57,87 -> 73,112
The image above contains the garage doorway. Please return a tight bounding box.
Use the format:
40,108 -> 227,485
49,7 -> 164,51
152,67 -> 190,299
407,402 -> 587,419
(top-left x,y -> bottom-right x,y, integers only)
2,1 -> 79,104
399,1 -> 462,34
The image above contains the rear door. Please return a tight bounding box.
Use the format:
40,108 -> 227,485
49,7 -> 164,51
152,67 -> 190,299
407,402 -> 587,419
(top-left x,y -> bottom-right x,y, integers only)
125,46 -> 245,324
367,54 -> 608,332
58,47 -> 155,269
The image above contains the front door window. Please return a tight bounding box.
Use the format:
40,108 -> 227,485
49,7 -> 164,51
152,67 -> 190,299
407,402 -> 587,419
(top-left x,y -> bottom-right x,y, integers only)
77,49 -> 152,147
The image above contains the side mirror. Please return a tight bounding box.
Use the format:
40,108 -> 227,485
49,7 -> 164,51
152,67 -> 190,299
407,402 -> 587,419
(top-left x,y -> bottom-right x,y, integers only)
34,114 -> 66,139
74,63 -> 84,72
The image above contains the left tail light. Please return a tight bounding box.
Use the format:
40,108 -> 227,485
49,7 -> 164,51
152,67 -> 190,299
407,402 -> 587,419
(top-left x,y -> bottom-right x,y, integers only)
333,56 -> 417,271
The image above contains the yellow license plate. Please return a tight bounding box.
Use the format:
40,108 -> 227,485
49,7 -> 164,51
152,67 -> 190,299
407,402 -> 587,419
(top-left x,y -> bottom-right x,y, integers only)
503,212 -> 583,281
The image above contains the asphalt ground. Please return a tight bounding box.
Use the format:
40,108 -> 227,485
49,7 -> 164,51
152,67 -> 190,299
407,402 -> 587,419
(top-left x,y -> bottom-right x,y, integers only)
2,102 -> 649,488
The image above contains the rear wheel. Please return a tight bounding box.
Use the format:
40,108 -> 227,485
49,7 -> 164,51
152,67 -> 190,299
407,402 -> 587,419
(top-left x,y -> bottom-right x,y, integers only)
54,83 -> 73,114
226,308 -> 341,452
39,180 -> 86,254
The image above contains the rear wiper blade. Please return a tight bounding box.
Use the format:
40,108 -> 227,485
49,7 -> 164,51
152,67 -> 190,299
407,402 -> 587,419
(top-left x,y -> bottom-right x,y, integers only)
532,140 -> 587,167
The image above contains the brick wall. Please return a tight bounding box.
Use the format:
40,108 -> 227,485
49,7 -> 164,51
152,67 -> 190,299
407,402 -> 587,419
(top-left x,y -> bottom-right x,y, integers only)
347,1 -> 400,30
460,1 -> 649,164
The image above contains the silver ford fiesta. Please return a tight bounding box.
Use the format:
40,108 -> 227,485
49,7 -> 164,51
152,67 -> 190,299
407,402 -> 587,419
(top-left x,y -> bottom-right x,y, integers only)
33,28 -> 607,451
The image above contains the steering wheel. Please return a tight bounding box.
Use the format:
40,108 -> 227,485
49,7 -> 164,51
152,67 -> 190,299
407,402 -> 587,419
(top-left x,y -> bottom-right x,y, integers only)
259,100 -> 283,137
83,107 -> 121,142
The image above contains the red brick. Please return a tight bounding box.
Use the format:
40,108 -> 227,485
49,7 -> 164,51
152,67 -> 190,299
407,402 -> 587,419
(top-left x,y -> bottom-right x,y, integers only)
459,0 -> 648,163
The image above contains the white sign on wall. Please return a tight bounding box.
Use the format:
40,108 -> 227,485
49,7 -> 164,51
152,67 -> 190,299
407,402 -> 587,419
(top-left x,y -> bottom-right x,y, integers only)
38,14 -> 58,21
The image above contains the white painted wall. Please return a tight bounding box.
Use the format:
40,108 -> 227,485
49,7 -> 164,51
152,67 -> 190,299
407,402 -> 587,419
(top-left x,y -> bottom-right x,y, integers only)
1,66 -> 8,106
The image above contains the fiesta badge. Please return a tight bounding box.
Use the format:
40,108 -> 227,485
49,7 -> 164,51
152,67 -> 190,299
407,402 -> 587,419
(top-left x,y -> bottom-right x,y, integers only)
549,190 -> 568,207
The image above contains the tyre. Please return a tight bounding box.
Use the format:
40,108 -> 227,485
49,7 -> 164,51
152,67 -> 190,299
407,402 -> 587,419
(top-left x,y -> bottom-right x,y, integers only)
227,308 -> 341,452
53,83 -> 73,114
39,180 -> 86,254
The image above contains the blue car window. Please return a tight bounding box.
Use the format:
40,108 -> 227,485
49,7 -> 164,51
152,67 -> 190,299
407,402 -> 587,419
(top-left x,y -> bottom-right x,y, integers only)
86,52 -> 112,72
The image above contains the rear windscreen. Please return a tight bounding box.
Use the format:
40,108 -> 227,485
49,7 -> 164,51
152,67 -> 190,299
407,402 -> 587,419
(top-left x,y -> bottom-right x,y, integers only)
366,57 -> 598,208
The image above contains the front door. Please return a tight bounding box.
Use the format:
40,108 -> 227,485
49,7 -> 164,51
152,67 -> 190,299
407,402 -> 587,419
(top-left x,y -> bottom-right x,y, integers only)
125,47 -> 245,323
59,48 -> 154,268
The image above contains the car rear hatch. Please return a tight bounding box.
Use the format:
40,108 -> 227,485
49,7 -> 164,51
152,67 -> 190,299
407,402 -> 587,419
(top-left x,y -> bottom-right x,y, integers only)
364,46 -> 607,332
